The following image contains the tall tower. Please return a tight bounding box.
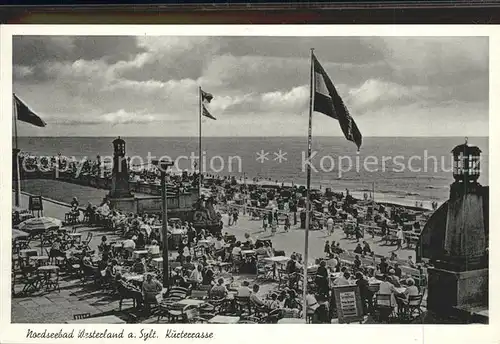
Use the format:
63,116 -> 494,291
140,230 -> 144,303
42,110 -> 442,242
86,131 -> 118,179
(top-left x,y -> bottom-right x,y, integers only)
420,139 -> 488,321
109,137 -> 132,198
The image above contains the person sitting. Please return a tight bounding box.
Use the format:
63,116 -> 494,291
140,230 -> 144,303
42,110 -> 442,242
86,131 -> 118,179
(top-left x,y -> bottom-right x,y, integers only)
182,256 -> 196,272
171,267 -> 189,288
209,278 -> 228,299
244,233 -> 255,248
284,289 -> 300,309
202,265 -> 215,286
255,241 -> 268,257
407,255 -> 416,268
354,243 -> 363,254
362,241 -> 372,255
390,252 -> 398,262
142,273 -> 163,312
353,255 -> 362,271
131,258 -> 146,274
305,286 -> 319,317
402,278 -> 419,299
334,271 -> 351,286
378,257 -> 389,274
188,264 -> 203,288
49,239 -> 65,258
213,235 -> 226,260
377,274 -> 400,307
326,255 -> 339,272
388,269 -> 401,287
116,273 -> 143,308
324,240 -> 331,258
249,284 -> 266,307
264,241 -> 274,257
264,293 -> 281,310
236,280 -> 252,297
394,263 -> 402,278
98,235 -> 111,253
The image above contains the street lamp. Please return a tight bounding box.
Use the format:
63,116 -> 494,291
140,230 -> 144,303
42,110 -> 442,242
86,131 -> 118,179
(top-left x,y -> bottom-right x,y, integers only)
152,158 -> 174,287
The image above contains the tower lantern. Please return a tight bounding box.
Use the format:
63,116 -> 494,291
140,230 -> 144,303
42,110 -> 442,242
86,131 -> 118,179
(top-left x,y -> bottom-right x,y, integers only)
113,136 -> 126,157
451,138 -> 481,184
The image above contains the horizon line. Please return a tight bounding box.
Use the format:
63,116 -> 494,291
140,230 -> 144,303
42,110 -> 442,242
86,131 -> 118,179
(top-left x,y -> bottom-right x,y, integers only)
15,135 -> 489,138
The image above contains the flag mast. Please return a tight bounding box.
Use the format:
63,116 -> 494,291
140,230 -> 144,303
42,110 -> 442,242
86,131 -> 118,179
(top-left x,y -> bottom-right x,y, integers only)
13,94 -> 21,207
198,86 -> 202,198
302,48 -> 315,322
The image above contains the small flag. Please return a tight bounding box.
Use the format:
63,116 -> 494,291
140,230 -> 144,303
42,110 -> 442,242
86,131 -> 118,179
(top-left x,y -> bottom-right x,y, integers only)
312,54 -> 362,150
201,88 -> 216,120
14,94 -> 47,127
202,104 -> 216,120
201,89 -> 213,103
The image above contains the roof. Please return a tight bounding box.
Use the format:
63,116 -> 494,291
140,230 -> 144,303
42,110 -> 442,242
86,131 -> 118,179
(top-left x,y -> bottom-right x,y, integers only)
451,143 -> 482,155
113,137 -> 125,144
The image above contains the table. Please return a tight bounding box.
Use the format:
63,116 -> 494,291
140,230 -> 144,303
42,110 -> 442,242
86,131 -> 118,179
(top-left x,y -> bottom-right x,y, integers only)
19,249 -> 38,257
133,250 -> 149,259
67,232 -> 82,244
174,299 -> 206,307
152,257 -> 163,270
66,315 -> 126,324
208,315 -> 240,324
198,240 -> 211,246
263,256 -> 290,263
146,245 -> 160,255
263,256 -> 290,280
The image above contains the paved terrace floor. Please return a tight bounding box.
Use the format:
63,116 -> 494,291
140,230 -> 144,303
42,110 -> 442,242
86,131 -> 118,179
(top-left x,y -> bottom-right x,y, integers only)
11,193 -> 419,324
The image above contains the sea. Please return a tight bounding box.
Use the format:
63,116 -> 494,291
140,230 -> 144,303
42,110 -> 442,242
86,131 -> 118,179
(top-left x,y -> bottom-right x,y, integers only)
17,136 -> 489,208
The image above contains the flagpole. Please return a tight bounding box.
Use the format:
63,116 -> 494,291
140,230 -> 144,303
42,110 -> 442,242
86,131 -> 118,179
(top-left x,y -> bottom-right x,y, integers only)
198,86 -> 202,198
13,94 -> 21,207
303,48 -> 315,322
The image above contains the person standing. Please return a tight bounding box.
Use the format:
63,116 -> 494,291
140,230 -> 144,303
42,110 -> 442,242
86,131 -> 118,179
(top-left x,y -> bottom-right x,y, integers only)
396,227 -> 404,250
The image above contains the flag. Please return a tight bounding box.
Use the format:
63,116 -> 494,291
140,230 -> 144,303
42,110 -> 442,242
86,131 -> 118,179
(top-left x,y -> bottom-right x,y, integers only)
201,89 -> 213,103
202,104 -> 216,120
312,54 -> 362,150
14,94 -> 47,127
201,88 -> 216,120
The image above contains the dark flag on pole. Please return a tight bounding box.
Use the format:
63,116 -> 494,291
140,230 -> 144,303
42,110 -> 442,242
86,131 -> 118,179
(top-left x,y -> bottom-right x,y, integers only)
312,54 -> 362,150
201,88 -> 216,120
14,94 -> 47,127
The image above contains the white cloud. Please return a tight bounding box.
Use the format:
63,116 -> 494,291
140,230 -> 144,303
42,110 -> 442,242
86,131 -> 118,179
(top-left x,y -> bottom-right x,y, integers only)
102,109 -> 156,125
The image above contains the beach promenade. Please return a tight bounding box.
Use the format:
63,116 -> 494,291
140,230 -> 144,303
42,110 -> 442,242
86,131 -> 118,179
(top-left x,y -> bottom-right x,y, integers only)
11,192 -> 418,324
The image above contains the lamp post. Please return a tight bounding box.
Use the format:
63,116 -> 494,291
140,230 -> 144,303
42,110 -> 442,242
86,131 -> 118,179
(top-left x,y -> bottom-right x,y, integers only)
153,158 -> 174,287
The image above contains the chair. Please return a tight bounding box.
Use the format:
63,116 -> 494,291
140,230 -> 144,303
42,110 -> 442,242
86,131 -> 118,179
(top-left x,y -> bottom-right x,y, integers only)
234,295 -> 252,315
73,313 -> 91,320
406,294 -> 424,319
375,294 -> 395,322
190,290 -> 208,300
116,282 -> 138,311
256,260 -> 273,281
20,267 -> 41,294
45,269 -> 61,292
82,232 -> 93,250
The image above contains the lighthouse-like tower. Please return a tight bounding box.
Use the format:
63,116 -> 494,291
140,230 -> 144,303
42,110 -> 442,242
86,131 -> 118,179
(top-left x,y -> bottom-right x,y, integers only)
419,139 -> 488,322
107,137 -> 136,212
109,137 -> 132,198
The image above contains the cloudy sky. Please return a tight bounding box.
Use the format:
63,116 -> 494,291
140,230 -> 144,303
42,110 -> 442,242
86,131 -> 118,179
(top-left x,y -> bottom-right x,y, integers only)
13,36 -> 488,137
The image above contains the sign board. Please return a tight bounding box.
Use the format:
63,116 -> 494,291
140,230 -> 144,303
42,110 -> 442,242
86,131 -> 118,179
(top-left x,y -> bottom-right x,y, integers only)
28,195 -> 43,212
333,285 -> 364,324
